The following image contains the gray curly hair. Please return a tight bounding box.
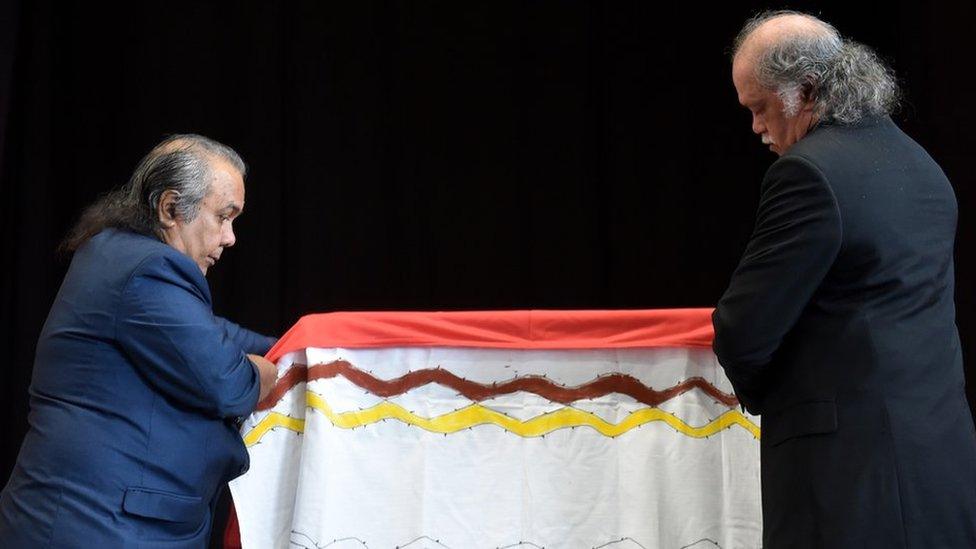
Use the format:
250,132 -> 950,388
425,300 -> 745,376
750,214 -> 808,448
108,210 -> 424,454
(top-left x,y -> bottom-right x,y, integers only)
733,10 -> 900,125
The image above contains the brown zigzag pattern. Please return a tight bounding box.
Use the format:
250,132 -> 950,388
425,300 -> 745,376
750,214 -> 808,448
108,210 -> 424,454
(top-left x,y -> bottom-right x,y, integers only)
257,360 -> 739,411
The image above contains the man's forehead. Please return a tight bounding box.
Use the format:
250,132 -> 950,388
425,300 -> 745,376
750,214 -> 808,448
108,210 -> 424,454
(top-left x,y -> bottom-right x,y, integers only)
732,57 -> 760,101
206,194 -> 244,217
210,184 -> 244,205
205,161 -> 245,208
732,56 -> 751,84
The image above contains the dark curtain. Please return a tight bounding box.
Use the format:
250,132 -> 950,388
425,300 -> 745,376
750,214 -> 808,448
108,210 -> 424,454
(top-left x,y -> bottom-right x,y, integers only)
2,1 -> 974,545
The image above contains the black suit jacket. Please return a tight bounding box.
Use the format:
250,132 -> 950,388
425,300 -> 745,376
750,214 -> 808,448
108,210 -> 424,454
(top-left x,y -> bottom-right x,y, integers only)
713,116 -> 976,548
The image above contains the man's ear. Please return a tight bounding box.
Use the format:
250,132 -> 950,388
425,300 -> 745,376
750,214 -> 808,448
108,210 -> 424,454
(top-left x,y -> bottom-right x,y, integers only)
800,78 -> 817,108
157,189 -> 181,227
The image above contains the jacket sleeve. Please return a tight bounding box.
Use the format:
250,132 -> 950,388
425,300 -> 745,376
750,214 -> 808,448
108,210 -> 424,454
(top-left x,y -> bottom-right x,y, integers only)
712,155 -> 842,414
115,253 -> 261,419
213,316 -> 278,355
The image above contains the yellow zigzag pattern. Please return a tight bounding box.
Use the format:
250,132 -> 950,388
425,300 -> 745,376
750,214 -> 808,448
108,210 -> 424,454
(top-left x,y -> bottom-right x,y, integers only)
243,392 -> 761,446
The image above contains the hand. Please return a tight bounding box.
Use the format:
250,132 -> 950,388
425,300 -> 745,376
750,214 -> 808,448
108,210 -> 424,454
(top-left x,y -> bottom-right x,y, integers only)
248,354 -> 278,401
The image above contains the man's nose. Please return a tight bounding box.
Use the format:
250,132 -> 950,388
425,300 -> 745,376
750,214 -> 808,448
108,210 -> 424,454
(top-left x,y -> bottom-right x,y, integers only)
751,114 -> 764,135
222,223 -> 236,248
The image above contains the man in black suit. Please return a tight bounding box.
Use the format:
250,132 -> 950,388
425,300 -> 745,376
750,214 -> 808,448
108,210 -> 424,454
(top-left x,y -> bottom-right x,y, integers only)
713,11 -> 976,548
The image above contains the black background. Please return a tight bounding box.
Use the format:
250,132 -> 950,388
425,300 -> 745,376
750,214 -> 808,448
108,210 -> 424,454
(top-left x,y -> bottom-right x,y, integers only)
1,1 -> 973,545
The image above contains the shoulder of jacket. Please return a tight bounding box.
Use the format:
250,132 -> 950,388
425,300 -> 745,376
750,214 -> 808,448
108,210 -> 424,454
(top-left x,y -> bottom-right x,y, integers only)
781,132 -> 838,169
765,150 -> 830,186
110,232 -> 207,292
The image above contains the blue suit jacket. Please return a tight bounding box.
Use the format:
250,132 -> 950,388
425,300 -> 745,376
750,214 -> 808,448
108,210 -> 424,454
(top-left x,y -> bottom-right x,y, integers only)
0,229 -> 276,548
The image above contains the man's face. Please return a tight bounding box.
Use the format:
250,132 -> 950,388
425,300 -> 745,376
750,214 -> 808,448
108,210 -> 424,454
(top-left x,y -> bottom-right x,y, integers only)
732,56 -> 813,156
164,158 -> 245,275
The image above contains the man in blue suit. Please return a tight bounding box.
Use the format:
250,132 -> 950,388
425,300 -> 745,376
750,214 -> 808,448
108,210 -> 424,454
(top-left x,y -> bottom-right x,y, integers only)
713,11 -> 976,548
0,134 -> 279,547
